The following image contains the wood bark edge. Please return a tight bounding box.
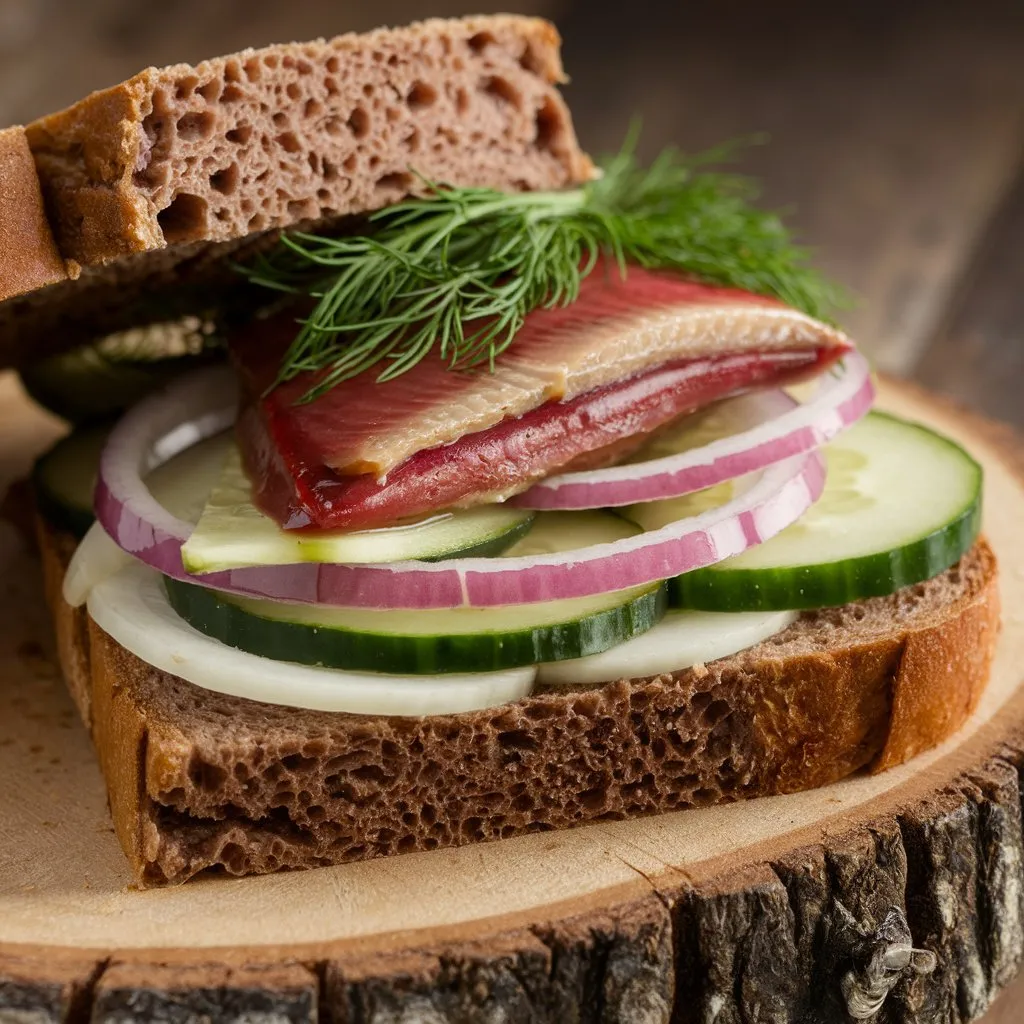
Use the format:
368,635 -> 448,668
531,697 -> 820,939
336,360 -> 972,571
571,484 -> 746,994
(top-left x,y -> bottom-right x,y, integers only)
3,743 -> 1023,1023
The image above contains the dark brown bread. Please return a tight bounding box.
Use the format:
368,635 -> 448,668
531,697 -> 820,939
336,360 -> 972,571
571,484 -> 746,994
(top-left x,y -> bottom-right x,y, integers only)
35,515 -> 1000,886
27,16 -> 589,265
37,520 -> 92,730
0,127 -> 68,302
0,15 -> 593,367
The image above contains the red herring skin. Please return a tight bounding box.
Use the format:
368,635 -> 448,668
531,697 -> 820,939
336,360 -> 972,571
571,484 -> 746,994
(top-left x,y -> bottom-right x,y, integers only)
232,264 -> 852,531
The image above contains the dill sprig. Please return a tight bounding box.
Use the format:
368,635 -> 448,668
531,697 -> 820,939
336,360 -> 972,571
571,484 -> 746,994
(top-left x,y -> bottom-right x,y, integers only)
244,133 -> 844,402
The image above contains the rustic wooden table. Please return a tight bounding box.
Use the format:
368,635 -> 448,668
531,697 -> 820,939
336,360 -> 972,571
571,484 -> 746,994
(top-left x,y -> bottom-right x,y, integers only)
1,0 -> 1022,1020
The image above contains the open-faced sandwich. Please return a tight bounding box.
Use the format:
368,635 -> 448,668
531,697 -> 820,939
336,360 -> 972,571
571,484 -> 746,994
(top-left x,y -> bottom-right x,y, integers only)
1,15 -> 998,885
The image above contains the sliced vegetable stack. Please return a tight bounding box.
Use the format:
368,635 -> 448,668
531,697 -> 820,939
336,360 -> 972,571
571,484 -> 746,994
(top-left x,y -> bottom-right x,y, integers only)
658,412 -> 982,610
43,337 -> 982,718
166,514 -> 668,674
32,145 -> 985,718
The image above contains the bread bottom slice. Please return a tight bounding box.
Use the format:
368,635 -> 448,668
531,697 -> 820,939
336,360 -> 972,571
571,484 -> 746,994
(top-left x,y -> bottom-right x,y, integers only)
36,514 -> 999,886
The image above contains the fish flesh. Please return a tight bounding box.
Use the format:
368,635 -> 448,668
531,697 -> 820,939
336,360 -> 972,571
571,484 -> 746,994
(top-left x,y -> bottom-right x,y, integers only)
232,264 -> 850,530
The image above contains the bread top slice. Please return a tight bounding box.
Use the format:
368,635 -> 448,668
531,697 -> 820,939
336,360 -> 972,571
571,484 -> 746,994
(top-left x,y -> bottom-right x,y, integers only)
0,15 -> 593,367
0,127 -> 68,302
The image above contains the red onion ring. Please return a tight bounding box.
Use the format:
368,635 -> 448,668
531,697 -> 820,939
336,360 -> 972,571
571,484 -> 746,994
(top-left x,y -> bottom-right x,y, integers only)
95,365 -> 239,578
95,366 -> 827,609
513,351 -> 873,509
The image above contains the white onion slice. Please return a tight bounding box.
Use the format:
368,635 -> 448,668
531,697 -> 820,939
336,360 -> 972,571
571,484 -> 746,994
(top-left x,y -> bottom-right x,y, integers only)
64,521 -> 132,608
88,563 -> 536,715
538,609 -> 798,686
95,367 -> 826,610
513,351 -> 874,509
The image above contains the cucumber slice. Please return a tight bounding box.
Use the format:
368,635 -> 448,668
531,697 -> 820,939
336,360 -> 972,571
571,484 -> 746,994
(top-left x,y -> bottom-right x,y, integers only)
19,322 -> 218,424
181,448 -> 536,572
623,391 -> 793,462
166,512 -> 665,673
31,425 -> 111,538
35,424 -> 232,545
655,412 -> 982,610
91,563 -> 537,715
502,509 -> 640,555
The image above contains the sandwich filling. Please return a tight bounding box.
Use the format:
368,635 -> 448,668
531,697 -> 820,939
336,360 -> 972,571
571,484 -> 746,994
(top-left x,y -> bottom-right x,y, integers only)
233,265 -> 850,530
33,136 -> 983,717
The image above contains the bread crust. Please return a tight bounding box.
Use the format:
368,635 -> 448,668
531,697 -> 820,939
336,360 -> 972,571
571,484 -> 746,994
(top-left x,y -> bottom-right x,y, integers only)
0,127 -> 67,302
34,514 -> 1000,886
35,518 -> 92,731
876,569 -> 1000,770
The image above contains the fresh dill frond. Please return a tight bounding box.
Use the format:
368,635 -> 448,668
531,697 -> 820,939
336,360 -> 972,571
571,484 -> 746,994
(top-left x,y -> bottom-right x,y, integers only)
243,133 -> 844,402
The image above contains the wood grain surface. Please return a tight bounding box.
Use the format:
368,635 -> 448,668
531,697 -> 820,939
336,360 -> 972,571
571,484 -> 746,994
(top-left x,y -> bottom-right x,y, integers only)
556,0 -> 1024,379
917,168 -> 1024,429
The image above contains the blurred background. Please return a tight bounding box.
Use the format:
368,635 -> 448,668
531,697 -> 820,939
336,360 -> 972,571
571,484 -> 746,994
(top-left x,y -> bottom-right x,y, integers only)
1,0 -> 1022,422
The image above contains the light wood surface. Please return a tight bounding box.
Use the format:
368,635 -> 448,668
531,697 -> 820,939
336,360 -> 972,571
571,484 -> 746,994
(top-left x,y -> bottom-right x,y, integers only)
984,970 -> 1024,1024
555,0 -> 1024,379
1,373 -> 1023,1021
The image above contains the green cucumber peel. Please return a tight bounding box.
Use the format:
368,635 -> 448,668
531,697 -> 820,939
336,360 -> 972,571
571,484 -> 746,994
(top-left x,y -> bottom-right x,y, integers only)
667,411 -> 983,611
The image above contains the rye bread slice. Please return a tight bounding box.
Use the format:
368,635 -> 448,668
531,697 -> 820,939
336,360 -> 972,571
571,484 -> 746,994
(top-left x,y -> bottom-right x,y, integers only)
0,127 -> 68,302
35,514 -> 1000,886
0,15 -> 593,366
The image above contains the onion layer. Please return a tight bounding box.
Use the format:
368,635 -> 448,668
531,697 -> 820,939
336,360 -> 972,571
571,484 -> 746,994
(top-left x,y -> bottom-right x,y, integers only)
89,563 -> 536,715
513,351 -> 873,509
95,367 -> 827,610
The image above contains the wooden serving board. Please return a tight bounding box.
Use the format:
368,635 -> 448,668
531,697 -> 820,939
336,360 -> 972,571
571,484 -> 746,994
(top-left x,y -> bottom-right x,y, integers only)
2,372 -> 1024,1023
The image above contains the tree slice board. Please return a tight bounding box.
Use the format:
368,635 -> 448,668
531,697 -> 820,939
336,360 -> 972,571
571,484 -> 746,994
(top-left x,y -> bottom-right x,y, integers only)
2,372 -> 1024,1024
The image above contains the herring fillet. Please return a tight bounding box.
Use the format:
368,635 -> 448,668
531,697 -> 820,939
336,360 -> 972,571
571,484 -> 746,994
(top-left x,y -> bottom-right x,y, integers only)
241,347 -> 839,530
233,264 -> 851,480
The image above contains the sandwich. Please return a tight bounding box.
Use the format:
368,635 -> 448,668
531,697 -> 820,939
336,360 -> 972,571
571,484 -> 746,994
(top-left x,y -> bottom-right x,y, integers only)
2,15 -> 999,886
